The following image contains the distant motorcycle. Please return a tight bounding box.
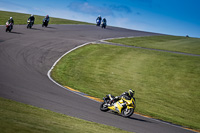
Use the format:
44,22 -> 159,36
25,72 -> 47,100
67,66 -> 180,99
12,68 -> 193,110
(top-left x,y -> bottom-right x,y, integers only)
96,19 -> 101,26
100,94 -> 136,117
42,19 -> 48,27
27,20 -> 33,29
101,21 -> 106,29
5,22 -> 13,32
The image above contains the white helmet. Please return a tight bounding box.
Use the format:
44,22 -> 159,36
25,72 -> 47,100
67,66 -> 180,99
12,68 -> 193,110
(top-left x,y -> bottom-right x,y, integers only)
31,14 -> 34,17
10,17 -> 13,19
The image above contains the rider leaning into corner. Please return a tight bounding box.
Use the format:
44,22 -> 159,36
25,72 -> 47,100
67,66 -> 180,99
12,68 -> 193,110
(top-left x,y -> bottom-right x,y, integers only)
28,14 -> 35,24
102,18 -> 107,23
107,89 -> 135,106
96,15 -> 102,22
43,15 -> 50,23
7,17 -> 14,29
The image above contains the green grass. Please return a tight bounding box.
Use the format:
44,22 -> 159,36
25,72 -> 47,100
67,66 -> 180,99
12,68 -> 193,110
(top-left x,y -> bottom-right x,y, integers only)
107,35 -> 200,55
51,43 -> 200,130
0,10 -> 92,25
0,97 -> 131,133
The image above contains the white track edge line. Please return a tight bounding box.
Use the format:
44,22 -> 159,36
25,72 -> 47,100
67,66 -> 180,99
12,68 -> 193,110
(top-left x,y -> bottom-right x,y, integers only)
47,42 -> 99,102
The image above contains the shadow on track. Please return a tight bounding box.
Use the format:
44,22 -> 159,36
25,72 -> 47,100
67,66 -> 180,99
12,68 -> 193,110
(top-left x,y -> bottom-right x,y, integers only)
45,26 -> 57,29
31,28 -> 43,31
107,111 -> 152,123
9,31 -> 23,34
103,27 -> 113,30
128,116 -> 152,123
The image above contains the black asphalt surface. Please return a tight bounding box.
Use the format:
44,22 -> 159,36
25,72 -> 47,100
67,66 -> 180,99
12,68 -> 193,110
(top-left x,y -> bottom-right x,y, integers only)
0,24 -> 195,133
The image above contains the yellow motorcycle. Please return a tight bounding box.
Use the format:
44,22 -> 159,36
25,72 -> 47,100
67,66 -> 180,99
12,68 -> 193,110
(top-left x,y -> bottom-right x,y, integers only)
100,95 -> 136,117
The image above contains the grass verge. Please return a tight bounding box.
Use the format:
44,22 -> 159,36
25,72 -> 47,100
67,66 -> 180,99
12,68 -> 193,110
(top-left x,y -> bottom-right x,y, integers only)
107,35 -> 200,55
0,10 -> 92,25
0,97 -> 131,133
51,43 -> 200,130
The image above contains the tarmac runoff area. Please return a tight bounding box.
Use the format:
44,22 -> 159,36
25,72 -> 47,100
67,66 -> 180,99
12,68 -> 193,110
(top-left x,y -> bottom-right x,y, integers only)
0,24 -> 198,133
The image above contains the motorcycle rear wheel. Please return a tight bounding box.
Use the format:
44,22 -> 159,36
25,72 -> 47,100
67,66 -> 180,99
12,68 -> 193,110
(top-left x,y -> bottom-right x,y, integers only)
6,27 -> 9,32
121,108 -> 134,117
100,102 -> 109,112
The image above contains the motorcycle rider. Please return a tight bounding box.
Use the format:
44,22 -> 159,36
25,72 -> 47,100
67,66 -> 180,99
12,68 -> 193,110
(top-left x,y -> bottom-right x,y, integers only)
102,18 -> 107,24
96,15 -> 102,26
101,18 -> 107,28
96,15 -> 102,21
43,15 -> 50,25
108,89 -> 135,106
7,17 -> 14,30
28,14 -> 35,25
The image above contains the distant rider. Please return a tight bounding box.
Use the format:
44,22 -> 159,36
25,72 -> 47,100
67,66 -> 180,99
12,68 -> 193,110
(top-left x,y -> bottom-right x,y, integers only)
43,15 -> 50,24
108,89 -> 135,106
28,14 -> 35,24
102,18 -> 107,27
7,17 -> 14,30
96,15 -> 102,22
102,18 -> 107,24
96,15 -> 102,26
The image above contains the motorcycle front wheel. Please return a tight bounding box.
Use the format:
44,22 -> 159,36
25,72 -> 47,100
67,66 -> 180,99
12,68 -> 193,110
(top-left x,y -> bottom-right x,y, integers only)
121,108 -> 134,117
100,102 -> 109,112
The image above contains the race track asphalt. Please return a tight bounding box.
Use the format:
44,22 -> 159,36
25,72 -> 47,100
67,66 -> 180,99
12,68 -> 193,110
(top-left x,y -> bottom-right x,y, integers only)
0,24 -> 195,133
